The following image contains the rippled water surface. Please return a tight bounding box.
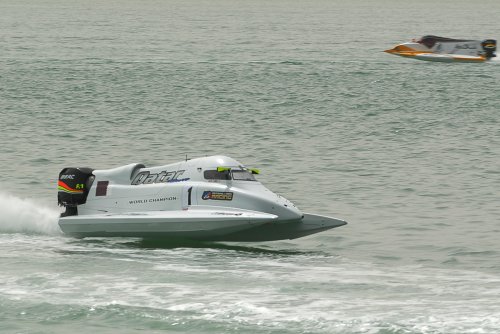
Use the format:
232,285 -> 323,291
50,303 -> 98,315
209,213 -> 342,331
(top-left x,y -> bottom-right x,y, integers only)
1,0 -> 500,333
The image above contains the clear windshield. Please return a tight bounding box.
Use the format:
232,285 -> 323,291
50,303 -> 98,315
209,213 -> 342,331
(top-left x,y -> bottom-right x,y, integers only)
231,170 -> 256,181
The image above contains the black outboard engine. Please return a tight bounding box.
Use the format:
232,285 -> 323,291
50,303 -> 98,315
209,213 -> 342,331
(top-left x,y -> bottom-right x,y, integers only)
57,167 -> 94,216
481,39 -> 496,59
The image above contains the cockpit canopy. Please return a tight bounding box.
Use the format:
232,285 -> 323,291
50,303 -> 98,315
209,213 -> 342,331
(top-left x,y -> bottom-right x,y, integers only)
417,35 -> 473,48
203,169 -> 257,181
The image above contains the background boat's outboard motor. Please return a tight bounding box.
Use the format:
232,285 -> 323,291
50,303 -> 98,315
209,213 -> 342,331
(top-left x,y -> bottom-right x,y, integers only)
57,167 -> 94,216
481,39 -> 496,59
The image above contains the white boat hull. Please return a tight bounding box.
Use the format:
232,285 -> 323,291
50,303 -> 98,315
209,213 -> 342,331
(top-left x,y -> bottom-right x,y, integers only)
59,208 -> 277,239
59,210 -> 346,241
414,53 -> 485,63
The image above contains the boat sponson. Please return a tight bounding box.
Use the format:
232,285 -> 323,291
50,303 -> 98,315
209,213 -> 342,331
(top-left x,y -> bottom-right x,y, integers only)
212,213 -> 347,242
58,209 -> 277,239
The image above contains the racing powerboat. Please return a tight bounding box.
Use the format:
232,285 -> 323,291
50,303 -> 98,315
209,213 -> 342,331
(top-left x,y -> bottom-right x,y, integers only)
385,35 -> 496,63
57,155 -> 347,241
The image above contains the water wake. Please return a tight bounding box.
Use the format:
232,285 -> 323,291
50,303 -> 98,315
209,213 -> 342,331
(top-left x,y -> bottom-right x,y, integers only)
490,56 -> 500,63
0,192 -> 62,235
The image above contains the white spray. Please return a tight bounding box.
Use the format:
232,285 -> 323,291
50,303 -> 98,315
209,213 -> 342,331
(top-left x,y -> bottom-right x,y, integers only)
0,192 -> 62,235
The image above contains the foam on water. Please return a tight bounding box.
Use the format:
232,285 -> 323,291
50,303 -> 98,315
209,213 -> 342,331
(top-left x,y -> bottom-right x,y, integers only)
0,238 -> 499,333
0,191 -> 62,235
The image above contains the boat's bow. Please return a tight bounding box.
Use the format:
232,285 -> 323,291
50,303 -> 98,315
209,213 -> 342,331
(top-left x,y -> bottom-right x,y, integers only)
213,213 -> 347,242
384,42 -> 431,58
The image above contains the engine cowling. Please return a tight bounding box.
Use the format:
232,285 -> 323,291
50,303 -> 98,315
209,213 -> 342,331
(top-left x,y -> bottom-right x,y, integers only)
481,39 -> 496,59
57,167 -> 95,208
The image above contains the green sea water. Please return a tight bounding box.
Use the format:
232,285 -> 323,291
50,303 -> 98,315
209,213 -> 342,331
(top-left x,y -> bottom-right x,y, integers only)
1,0 -> 500,333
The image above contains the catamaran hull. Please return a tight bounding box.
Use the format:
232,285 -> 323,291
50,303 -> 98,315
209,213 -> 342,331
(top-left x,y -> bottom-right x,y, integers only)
58,211 -> 346,241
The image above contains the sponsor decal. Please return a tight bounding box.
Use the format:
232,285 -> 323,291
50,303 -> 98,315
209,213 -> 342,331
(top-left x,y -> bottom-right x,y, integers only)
202,191 -> 233,201
129,197 -> 178,204
131,170 -> 190,185
212,212 -> 243,216
57,180 -> 84,194
60,174 -> 75,180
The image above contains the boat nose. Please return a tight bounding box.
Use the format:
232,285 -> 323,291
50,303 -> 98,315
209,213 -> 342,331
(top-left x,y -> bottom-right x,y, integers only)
384,46 -> 400,54
273,197 -> 303,221
384,44 -> 417,55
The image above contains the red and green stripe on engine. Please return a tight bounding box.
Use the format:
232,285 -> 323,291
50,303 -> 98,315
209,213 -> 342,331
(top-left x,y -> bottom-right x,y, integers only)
58,180 -> 84,194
